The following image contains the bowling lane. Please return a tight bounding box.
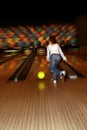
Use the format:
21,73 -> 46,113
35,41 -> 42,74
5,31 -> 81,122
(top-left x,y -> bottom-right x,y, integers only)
0,53 -> 28,82
26,54 -> 77,82
27,55 -> 52,81
0,49 -> 21,64
65,53 -> 87,77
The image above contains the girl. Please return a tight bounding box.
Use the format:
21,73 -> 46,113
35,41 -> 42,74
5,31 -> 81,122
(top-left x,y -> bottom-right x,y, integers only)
46,36 -> 67,84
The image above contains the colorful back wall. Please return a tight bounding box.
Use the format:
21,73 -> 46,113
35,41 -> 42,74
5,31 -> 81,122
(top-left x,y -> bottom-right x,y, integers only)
0,23 -> 77,49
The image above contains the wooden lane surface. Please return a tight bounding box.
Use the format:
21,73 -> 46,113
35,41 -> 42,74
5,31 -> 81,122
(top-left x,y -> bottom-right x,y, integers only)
0,54 -> 27,82
66,53 -> 87,77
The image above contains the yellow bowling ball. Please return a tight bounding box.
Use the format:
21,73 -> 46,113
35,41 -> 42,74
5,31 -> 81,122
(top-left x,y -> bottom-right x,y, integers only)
37,71 -> 45,79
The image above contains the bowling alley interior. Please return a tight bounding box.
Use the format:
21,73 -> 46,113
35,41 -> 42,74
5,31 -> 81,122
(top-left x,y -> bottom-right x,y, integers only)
0,9 -> 87,130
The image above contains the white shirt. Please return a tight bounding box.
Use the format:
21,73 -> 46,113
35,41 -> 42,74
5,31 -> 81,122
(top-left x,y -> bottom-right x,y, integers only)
46,43 -> 67,61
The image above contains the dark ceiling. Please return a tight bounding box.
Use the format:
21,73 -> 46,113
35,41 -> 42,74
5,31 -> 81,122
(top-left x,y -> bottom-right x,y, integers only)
0,2 -> 87,25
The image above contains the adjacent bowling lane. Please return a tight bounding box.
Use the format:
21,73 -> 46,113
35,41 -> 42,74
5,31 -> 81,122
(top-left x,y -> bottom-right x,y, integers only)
65,53 -> 87,77
0,53 -> 28,82
0,49 -> 21,64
